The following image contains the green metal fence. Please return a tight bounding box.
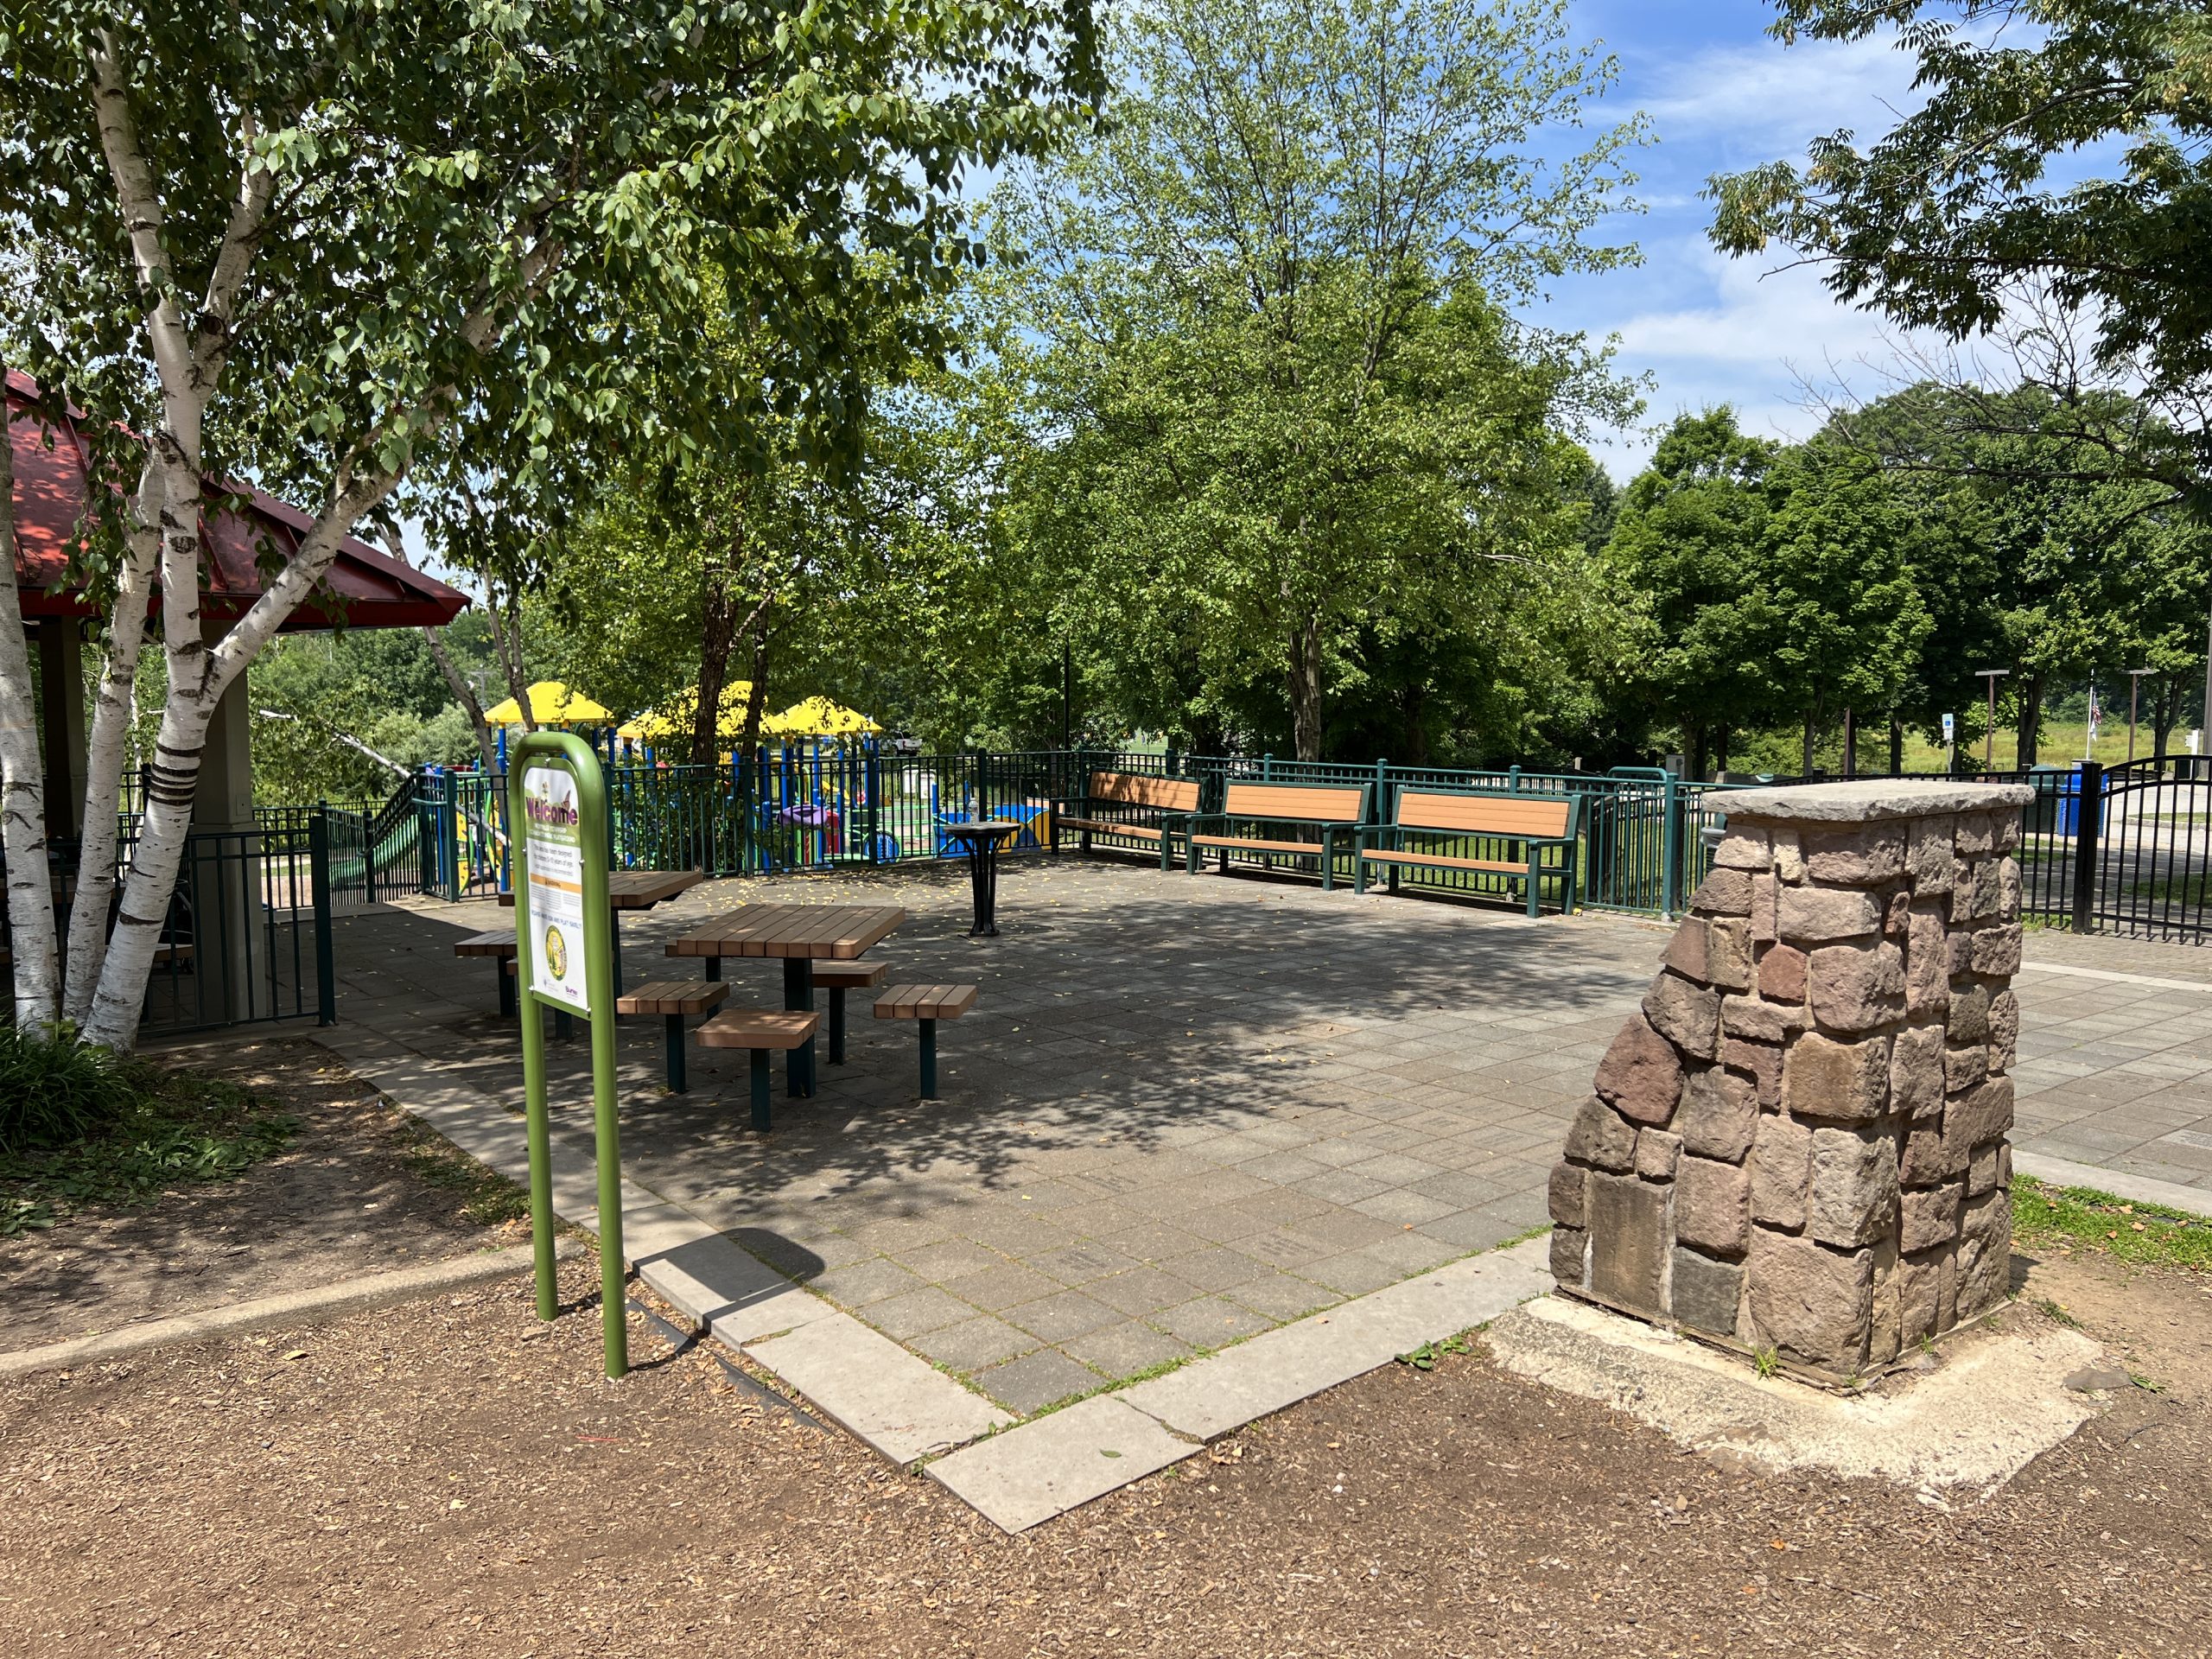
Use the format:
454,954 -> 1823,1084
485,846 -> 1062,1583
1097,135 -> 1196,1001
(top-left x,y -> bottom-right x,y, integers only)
398,746 -> 1750,919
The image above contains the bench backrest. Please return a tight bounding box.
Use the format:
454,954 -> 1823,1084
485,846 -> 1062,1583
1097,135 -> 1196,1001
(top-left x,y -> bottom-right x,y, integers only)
1220,781 -> 1370,824
1089,771 -> 1201,813
1395,788 -> 1576,840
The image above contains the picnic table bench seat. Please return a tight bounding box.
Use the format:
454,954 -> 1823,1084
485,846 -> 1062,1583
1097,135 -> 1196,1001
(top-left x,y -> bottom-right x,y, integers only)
1050,771 -> 1203,869
615,978 -> 730,1093
457,928 -> 521,1018
1354,788 -> 1580,918
1184,782 -> 1372,891
811,958 -> 888,1064
697,1008 -> 821,1130
874,982 -> 978,1099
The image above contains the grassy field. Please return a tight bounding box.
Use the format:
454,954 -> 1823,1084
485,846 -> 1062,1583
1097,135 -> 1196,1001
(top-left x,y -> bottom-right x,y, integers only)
1724,718 -> 2200,779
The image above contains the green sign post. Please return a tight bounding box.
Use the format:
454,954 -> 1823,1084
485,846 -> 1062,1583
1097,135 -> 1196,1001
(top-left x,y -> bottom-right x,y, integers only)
506,730 -> 628,1378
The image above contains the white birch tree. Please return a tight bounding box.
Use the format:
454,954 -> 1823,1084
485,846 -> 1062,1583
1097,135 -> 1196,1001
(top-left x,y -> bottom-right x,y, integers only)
0,0 -> 1102,1046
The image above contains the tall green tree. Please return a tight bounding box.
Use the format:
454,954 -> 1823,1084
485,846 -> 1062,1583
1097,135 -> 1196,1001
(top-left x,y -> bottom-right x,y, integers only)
1708,1 -> 2212,741
1755,446 -> 1930,771
995,0 -> 1643,759
1605,410 -> 1783,777
0,0 -> 1102,1044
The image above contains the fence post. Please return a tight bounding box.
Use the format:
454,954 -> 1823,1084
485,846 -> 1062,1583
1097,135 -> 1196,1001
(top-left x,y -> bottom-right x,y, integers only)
1508,764 -> 1521,792
1262,753 -> 1274,781
309,806 -> 337,1026
361,804 -> 378,906
1661,772 -> 1684,918
2071,760 -> 2103,934
416,773 -> 437,895
1373,757 -> 1389,821
443,777 -> 463,900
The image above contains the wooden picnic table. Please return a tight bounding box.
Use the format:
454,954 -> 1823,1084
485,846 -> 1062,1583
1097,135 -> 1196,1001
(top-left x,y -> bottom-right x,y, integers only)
499,869 -> 706,909
667,903 -> 906,1097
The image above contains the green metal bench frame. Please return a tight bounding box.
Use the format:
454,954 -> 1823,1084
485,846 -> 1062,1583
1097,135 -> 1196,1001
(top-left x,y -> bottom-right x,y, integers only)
1354,787 -> 1581,918
1183,780 -> 1373,891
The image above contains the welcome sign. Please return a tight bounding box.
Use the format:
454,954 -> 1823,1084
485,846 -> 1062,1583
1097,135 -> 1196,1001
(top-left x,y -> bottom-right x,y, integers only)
522,764 -> 590,1014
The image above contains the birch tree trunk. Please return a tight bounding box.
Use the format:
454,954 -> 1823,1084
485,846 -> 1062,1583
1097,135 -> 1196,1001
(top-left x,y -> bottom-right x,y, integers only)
0,408 -> 62,1026
423,625 -> 499,775
60,460 -> 162,1023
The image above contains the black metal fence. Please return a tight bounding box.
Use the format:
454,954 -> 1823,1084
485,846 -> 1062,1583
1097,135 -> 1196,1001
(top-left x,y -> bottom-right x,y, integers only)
2006,760 -> 2212,944
3,807 -> 340,1037
138,813 -> 338,1033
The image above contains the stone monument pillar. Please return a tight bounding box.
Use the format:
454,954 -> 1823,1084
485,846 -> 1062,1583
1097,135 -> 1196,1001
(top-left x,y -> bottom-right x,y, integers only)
1547,780 -> 2034,1382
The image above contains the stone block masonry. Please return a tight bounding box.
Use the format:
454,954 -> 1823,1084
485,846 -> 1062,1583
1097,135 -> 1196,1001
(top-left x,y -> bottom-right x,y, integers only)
1548,780 -> 2033,1382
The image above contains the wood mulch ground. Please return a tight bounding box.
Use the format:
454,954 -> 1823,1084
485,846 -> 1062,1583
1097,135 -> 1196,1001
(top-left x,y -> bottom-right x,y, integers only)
0,1039 -> 521,1354
1,1242 -> 2204,1657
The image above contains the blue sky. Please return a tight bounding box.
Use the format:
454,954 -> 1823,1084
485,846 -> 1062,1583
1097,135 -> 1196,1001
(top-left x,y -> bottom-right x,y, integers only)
1548,0 -> 1929,478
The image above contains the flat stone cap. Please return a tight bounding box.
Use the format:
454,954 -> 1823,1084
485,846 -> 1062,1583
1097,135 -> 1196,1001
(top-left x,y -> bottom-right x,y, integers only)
1716,779 -> 2033,824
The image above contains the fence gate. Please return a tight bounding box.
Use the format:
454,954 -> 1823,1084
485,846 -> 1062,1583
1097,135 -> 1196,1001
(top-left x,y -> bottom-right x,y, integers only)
2022,760 -> 2212,944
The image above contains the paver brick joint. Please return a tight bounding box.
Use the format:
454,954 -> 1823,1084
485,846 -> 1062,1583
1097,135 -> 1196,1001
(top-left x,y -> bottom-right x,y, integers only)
1548,780 -> 2033,1382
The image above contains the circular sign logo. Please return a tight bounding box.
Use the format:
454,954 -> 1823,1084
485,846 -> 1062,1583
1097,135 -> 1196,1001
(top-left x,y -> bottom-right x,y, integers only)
543,925 -> 569,981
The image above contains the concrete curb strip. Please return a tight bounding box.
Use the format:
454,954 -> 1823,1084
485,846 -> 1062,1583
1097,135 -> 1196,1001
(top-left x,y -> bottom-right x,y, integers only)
0,1243 -> 563,1379
927,1396 -> 1199,1531
1116,1236 -> 1553,1442
743,1313 -> 1014,1466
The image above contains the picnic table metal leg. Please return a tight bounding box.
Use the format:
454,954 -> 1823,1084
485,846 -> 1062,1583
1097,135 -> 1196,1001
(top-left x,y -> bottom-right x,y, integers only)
782,957 -> 815,1096
829,986 -> 847,1064
749,1048 -> 772,1130
610,909 -> 624,995
705,955 -> 721,982
918,1017 -> 938,1099
554,1007 -> 572,1041
664,1012 -> 687,1092
497,958 -> 515,1020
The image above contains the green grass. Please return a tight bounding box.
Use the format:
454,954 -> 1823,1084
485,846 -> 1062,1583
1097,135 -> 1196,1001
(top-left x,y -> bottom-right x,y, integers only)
2012,1175 -> 2212,1272
0,1025 -> 144,1154
387,1116 -> 529,1226
0,1063 -> 296,1236
2126,873 -> 2212,907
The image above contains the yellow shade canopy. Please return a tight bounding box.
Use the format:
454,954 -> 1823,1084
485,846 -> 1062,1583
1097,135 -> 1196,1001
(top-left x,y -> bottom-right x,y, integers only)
630,682 -> 756,742
761,696 -> 883,737
482,681 -> 613,727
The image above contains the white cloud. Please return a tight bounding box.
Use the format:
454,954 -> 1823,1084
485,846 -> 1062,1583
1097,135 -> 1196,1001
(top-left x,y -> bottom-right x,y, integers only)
1638,35 -> 1921,153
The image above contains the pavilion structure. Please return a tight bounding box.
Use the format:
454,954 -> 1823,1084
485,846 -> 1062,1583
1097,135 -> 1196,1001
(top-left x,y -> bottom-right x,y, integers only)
7,370 -> 467,846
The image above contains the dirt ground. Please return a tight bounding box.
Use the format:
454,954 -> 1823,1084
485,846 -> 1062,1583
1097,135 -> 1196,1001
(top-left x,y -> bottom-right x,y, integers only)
1,1243 -> 2204,1659
0,1039 -> 520,1353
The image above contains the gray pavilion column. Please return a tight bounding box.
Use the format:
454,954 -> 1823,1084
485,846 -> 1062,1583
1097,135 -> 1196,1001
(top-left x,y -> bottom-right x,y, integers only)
37,616 -> 86,842
187,629 -> 261,1021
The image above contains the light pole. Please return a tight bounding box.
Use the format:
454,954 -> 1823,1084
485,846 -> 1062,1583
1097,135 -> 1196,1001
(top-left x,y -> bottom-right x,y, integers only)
1974,669 -> 2011,772
2126,668 -> 2155,764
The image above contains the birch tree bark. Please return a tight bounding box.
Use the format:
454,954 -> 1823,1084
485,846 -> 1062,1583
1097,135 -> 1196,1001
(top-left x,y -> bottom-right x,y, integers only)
423,625 -> 499,776
0,406 -> 62,1026
59,461 -> 162,1024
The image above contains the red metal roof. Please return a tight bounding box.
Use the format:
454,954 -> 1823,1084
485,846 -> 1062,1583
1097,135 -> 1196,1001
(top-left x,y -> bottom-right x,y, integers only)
8,369 -> 467,632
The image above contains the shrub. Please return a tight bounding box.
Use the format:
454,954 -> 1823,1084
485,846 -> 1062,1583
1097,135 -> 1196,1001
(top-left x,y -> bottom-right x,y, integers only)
0,1026 -> 142,1154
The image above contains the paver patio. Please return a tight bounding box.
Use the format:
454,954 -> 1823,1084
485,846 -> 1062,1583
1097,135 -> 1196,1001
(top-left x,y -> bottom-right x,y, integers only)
315,855 -> 2212,1417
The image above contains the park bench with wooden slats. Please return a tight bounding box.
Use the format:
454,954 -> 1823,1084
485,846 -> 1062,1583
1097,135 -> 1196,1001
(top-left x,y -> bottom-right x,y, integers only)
810,958 -> 888,1065
874,982 -> 978,1099
1183,781 -> 1372,891
1354,788 -> 1581,918
614,978 -> 731,1093
696,1008 -> 822,1130
1049,771 -> 1203,869
456,928 -> 520,1018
